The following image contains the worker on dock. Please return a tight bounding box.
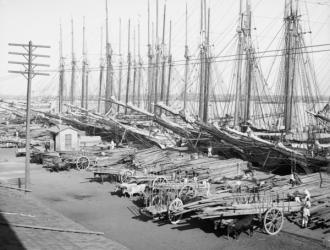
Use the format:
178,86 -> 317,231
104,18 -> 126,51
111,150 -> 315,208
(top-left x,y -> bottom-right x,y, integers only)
44,141 -> 50,152
289,172 -> 301,186
207,145 -> 212,157
302,204 -> 310,228
301,189 -> 311,228
110,140 -> 115,150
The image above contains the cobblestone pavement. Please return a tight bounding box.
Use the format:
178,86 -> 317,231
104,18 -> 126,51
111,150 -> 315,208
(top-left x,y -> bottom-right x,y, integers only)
0,187 -> 129,250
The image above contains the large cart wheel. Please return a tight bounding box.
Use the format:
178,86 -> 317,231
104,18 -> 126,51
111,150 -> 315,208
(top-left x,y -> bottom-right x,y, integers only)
179,185 -> 196,202
152,176 -> 167,188
151,194 -> 162,208
76,156 -> 90,170
122,170 -> 133,183
263,208 -> 284,235
168,198 -> 183,224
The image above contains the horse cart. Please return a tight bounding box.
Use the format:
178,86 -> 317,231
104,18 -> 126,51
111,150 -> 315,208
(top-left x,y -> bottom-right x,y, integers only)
59,151 -> 97,170
42,150 -> 97,171
168,191 -> 302,235
141,179 -> 211,221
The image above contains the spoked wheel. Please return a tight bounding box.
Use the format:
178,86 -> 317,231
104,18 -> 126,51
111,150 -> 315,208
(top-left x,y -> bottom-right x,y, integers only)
168,198 -> 183,224
263,208 -> 284,235
76,156 -> 90,170
122,170 -> 133,183
179,185 -> 196,202
151,194 -> 162,209
138,192 -> 153,218
152,176 -> 167,188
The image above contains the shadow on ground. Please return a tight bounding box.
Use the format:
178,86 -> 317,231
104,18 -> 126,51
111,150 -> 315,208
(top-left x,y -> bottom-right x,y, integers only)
0,210 -> 26,249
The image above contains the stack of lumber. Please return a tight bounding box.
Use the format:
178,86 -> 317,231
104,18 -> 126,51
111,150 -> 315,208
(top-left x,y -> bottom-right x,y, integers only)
308,204 -> 330,230
93,148 -> 136,168
279,172 -> 330,232
147,155 -> 248,182
126,147 -> 174,170
269,173 -> 330,198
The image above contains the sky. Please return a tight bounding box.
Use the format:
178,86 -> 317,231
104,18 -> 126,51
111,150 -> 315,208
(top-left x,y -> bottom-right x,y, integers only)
0,0 -> 329,97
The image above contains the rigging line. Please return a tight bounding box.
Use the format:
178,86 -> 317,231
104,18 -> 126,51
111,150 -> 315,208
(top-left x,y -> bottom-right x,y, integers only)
39,45 -> 330,73
214,34 -> 237,58
302,0 -> 330,6
253,14 -> 284,49
264,25 -> 285,83
252,0 -> 264,11
0,74 -> 21,81
313,14 -> 330,38
212,22 -> 237,46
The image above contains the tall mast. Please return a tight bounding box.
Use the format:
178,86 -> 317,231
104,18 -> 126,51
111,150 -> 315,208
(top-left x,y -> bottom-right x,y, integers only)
125,19 -> 131,114
203,8 -> 210,123
198,0 -> 205,120
59,22 -> 64,113
283,0 -> 298,132
147,0 -> 153,112
97,27 -> 104,113
84,29 -> 89,110
132,27 -> 137,105
137,20 -> 142,108
118,18 -> 123,112
150,22 -> 155,111
160,3 -> 167,103
183,4 -> 189,110
81,16 -> 86,108
70,18 -> 76,105
233,0 -> 244,128
166,21 -> 172,106
244,0 -> 252,123
154,0 -> 160,113
85,67 -> 89,110
105,0 -> 113,113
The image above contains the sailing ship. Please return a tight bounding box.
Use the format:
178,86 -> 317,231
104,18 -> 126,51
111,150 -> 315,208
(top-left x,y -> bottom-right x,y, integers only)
194,0 -> 330,173
16,0 -> 328,173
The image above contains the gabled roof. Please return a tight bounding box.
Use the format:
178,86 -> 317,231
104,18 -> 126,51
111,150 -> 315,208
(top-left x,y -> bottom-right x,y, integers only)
48,125 -> 81,135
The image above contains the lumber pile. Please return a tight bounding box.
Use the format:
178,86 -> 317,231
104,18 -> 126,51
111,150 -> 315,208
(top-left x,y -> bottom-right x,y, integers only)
147,153 -> 249,182
277,172 -> 330,232
93,147 -> 136,168
123,146 -> 174,170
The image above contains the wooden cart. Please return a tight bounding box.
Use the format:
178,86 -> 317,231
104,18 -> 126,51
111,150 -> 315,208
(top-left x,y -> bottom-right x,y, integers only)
141,179 -> 210,220
59,151 -> 97,170
168,192 -> 302,235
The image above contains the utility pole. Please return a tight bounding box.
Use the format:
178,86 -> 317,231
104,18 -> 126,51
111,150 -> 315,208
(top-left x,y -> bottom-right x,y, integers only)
125,19 -> 131,114
70,18 -> 76,105
97,27 -> 104,113
118,18 -> 123,112
166,20 -> 172,106
183,4 -> 189,110
59,22 -> 65,113
81,16 -> 86,108
8,41 -> 50,191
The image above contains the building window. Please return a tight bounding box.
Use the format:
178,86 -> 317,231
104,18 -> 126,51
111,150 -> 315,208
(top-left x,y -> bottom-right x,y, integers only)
65,134 -> 72,150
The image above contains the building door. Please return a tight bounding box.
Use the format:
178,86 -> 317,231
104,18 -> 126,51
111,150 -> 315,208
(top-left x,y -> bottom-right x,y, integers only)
64,134 -> 72,150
